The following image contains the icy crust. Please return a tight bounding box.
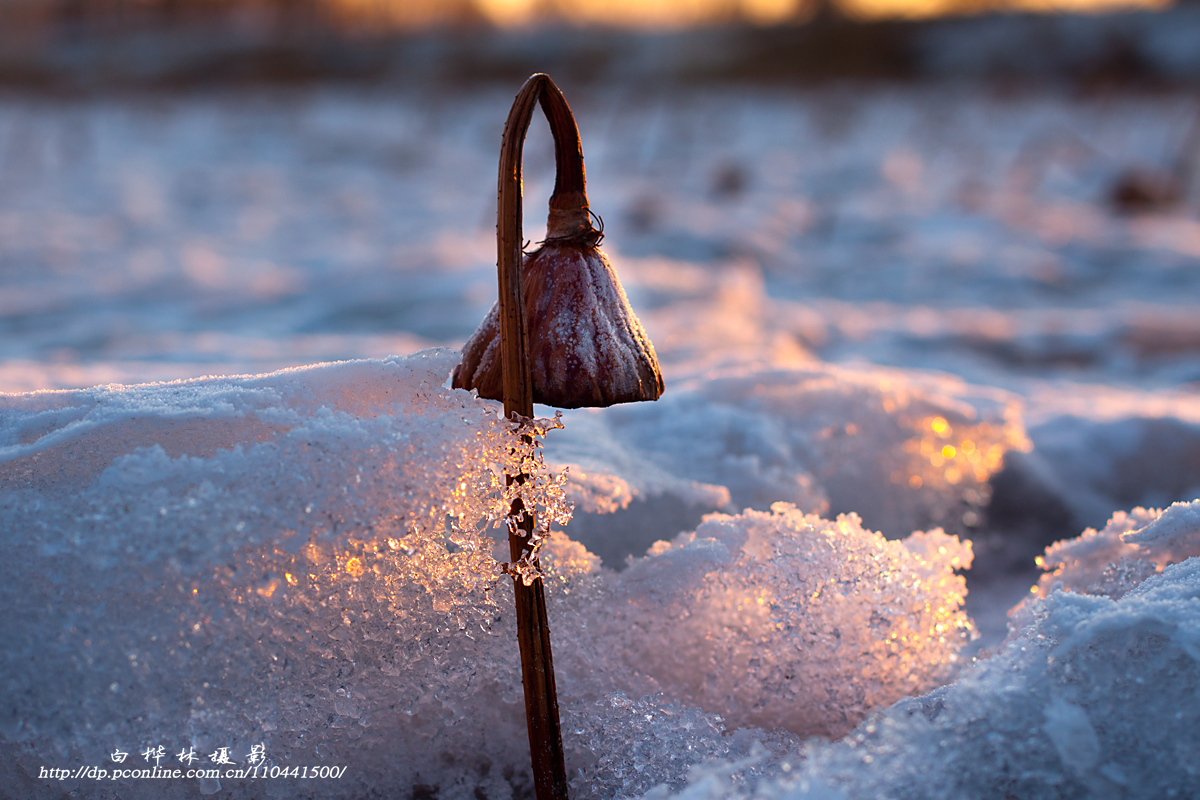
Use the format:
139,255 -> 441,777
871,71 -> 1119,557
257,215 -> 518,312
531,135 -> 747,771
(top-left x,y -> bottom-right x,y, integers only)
550,505 -> 974,741
549,361 -> 1028,565
0,350 -> 551,799
1027,499 -> 1200,602
0,349 -> 515,574
641,556 -> 1200,800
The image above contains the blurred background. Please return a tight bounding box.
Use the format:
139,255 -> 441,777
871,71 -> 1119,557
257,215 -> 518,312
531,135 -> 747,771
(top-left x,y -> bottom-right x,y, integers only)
1,0 -> 1197,85
3,0 -> 1200,638
3,0 -> 1200,388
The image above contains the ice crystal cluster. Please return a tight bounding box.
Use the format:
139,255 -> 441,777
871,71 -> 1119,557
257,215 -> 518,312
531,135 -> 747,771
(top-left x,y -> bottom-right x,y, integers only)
0,350 -> 985,799
550,505 -> 974,740
500,413 -> 574,586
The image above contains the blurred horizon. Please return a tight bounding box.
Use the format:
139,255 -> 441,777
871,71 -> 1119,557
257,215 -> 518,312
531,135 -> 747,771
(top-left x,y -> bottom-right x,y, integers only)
0,0 -> 1182,33
2,0 -> 1199,89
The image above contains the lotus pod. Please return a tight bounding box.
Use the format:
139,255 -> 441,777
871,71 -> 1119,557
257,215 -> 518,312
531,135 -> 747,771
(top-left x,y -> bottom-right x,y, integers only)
452,74 -> 663,410
453,238 -> 663,408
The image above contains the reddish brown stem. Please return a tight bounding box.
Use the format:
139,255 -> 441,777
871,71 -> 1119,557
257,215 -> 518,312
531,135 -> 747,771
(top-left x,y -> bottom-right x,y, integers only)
497,74 -> 541,420
538,80 -> 592,241
496,73 -> 570,800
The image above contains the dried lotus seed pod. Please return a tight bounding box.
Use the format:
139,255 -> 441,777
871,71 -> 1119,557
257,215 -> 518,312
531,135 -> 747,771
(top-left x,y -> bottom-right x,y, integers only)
454,241 -> 662,408
453,75 -> 663,410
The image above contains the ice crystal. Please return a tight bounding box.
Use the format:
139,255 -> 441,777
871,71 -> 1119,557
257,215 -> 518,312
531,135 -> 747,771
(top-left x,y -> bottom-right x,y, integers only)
500,412 -> 574,586
1026,498 -> 1200,603
546,504 -> 975,741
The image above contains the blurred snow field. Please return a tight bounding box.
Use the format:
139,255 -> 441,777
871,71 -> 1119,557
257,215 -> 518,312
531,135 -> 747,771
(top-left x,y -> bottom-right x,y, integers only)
2,81 -> 1200,797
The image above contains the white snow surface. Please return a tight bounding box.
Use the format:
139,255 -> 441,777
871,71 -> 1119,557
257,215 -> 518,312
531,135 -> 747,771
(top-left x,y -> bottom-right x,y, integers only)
2,351 -> 982,799
643,553 -> 1200,800
1019,501 -> 1200,603
3,81 -> 1200,797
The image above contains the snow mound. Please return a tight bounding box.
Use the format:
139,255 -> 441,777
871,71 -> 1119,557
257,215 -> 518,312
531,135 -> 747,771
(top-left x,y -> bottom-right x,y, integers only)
553,505 -> 974,741
643,554 -> 1200,800
0,353 -> 984,798
0,350 -> 541,799
1029,499 -> 1200,602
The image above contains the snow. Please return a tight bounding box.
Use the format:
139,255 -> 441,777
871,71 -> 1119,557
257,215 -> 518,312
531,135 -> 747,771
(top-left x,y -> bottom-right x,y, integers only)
3,74 -> 1200,798
1,352 -> 982,799
548,358 -> 1025,569
645,553 -> 1200,800
1017,501 -> 1200,603
0,352 -> 533,798
564,506 -> 974,739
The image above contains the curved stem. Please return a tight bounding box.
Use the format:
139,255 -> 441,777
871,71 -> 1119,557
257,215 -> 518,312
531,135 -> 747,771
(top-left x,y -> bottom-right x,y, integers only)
497,73 -> 543,421
498,73 -> 598,416
538,79 -> 592,240
496,72 -> 571,800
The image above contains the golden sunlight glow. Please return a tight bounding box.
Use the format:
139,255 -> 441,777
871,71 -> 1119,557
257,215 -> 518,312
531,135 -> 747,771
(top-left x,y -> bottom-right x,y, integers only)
741,0 -> 808,24
542,0 -> 804,28
840,0 -> 1166,18
323,0 -> 1170,28
475,0 -> 539,26
255,579 -> 280,598
1005,0 -> 1170,12
908,414 -> 1021,492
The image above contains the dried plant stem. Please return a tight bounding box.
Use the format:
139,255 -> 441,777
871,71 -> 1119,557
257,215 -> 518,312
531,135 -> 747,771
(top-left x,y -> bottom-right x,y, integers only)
497,73 -> 570,800
538,79 -> 594,241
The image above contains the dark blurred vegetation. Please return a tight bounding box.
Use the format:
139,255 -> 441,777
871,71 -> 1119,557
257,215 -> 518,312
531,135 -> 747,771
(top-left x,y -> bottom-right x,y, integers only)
0,0 -> 1197,88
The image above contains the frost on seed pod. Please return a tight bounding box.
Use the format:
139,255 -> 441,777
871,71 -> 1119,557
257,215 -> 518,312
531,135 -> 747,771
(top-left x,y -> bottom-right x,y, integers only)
453,224 -> 663,409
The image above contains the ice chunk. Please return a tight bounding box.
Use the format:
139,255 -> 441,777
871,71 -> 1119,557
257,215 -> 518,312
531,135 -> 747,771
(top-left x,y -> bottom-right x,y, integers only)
549,504 -> 975,740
